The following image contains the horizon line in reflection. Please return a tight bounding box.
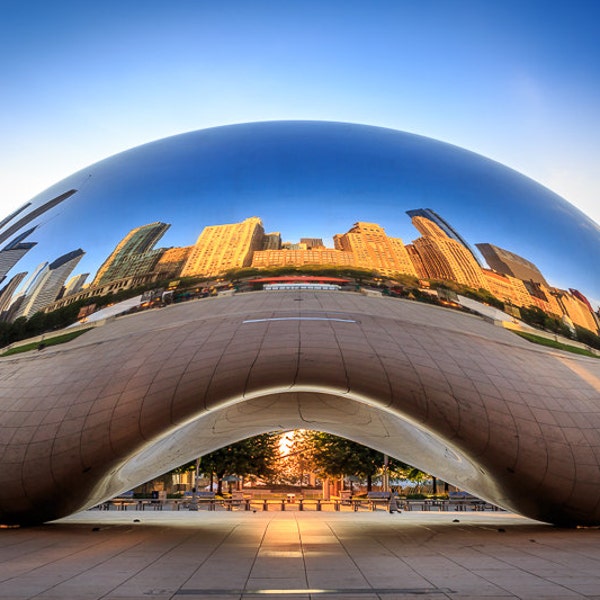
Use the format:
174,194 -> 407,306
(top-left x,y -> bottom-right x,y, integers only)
0,206 -> 597,337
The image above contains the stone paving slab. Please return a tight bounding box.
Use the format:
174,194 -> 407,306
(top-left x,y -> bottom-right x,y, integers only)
1,510 -> 600,599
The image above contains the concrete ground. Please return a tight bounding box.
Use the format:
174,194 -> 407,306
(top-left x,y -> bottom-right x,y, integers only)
1,510 -> 600,600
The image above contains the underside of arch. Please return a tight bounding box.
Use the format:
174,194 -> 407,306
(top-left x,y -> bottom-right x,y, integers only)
1,291 -> 600,526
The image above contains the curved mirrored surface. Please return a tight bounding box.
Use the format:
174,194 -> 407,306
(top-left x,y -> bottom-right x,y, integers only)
1,121 -> 600,526
0,120 -> 598,321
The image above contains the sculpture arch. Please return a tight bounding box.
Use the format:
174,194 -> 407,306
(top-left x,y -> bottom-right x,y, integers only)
0,121 -> 599,527
1,290 -> 599,526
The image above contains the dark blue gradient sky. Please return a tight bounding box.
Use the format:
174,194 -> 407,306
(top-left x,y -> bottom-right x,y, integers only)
0,1 -> 599,231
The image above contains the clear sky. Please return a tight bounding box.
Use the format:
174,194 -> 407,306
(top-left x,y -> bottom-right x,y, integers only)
0,0 -> 599,227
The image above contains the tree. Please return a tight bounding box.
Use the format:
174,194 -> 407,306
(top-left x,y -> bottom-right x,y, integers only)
298,432 -> 410,492
575,325 -> 600,350
199,434 -> 280,494
519,305 -> 572,337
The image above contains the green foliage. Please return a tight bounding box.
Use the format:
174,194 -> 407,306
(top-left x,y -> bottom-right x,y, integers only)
575,325 -> 600,350
518,306 -> 572,337
200,434 -> 281,494
1,328 -> 92,356
388,273 -> 420,287
223,265 -> 378,282
514,331 -> 600,359
297,431 -> 414,491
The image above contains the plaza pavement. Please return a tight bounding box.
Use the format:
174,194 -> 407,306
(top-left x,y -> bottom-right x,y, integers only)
1,509 -> 600,600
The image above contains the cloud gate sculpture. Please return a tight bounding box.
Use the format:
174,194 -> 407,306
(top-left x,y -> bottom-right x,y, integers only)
0,121 -> 599,526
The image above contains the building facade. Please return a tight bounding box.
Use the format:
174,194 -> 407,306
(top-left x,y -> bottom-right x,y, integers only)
93,222 -> 170,286
409,216 -> 487,290
181,217 -> 265,278
16,249 -> 84,319
251,248 -> 355,268
333,222 -> 417,277
476,243 -> 548,287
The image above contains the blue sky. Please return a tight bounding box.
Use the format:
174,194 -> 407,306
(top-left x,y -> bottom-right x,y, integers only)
0,0 -> 599,230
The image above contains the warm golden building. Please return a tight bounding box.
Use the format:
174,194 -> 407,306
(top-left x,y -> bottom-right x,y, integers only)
333,222 -> 417,278
482,269 -> 532,308
262,232 -> 282,250
409,216 -> 487,290
526,282 -> 563,317
555,290 -> 600,333
251,248 -> 355,268
154,245 -> 193,279
180,217 -> 265,278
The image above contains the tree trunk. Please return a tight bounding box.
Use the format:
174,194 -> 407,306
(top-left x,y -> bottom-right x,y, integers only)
367,474 -> 372,492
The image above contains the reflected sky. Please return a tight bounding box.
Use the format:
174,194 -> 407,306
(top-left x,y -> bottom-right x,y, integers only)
1,121 -> 598,306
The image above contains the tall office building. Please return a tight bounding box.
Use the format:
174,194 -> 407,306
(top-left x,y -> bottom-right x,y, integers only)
262,232 -> 282,250
16,249 -> 84,319
481,269 -> 533,308
300,238 -> 325,249
409,215 -> 487,290
0,272 -> 27,316
0,189 -> 77,246
555,290 -> 599,333
475,243 -> 548,287
333,222 -> 417,277
0,227 -> 37,282
102,248 -> 165,283
93,222 -> 170,286
62,273 -> 89,298
406,208 -> 482,266
12,262 -> 48,304
153,246 -> 193,279
181,217 -> 265,278
405,244 -> 427,280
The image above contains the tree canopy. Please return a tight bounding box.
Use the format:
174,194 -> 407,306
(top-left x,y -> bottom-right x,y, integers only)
199,433 -> 280,494
294,431 -> 419,491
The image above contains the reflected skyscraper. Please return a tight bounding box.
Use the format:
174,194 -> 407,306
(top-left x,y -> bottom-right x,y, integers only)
0,189 -> 77,247
300,238 -> 325,249
252,244 -> 354,268
406,208 -> 482,266
93,222 -> 170,286
0,272 -> 27,316
153,246 -> 193,280
0,227 -> 37,282
333,222 -> 416,277
62,273 -> 89,298
553,288 -> 599,332
16,249 -> 84,319
262,233 -> 282,250
476,243 -> 549,287
181,217 -> 265,278
408,215 -> 487,289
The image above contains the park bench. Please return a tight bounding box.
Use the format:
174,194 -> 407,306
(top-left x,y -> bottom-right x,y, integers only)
367,491 -> 391,510
448,491 -> 486,511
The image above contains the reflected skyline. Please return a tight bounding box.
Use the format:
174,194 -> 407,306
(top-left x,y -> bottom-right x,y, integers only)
0,206 -> 597,337
0,121 -> 597,318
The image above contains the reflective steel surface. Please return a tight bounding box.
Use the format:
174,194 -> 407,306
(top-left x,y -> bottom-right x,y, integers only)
0,121 -> 599,525
1,121 -> 598,306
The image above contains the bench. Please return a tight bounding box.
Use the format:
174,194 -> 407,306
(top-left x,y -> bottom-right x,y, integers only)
367,491 -> 391,511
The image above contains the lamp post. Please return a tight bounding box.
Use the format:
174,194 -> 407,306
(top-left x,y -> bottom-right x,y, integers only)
189,457 -> 200,511
383,454 -> 389,493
